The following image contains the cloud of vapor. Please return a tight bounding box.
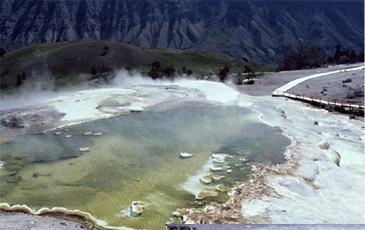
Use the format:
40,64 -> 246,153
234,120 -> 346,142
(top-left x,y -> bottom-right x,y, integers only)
0,71 -> 63,111
111,69 -> 187,88
0,68 -> 229,111
110,69 -> 241,105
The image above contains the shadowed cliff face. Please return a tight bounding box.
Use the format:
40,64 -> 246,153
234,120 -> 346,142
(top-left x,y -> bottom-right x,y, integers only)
1,0 -> 364,64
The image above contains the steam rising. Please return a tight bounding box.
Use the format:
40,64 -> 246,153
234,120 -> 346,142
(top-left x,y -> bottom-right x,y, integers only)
0,69 -> 206,111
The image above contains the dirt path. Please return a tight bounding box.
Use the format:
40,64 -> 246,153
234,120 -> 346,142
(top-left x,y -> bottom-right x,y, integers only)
233,64 -> 364,97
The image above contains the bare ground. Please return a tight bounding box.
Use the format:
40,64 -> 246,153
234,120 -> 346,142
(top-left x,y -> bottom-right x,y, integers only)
233,64 -> 364,97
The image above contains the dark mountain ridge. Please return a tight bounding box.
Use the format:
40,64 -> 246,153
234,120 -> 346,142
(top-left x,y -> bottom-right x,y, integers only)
1,0 -> 364,65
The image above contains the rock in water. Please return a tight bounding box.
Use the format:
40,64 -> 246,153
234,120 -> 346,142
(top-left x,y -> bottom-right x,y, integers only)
130,201 -> 144,217
209,165 -> 223,172
83,131 -> 93,136
211,153 -> 228,159
195,191 -> 219,201
211,153 -> 228,164
79,147 -> 90,152
200,175 -> 212,184
239,157 -> 247,162
213,158 -> 226,164
216,184 -> 230,192
180,152 -> 194,159
211,175 -> 225,182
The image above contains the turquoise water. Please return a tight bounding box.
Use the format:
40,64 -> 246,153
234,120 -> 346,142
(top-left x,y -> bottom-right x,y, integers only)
0,103 -> 290,229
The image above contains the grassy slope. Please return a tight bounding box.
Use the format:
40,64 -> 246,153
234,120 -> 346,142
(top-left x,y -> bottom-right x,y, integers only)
0,40 -> 270,93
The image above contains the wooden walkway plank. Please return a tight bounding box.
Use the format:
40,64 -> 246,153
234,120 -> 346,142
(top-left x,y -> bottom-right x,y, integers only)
272,91 -> 364,112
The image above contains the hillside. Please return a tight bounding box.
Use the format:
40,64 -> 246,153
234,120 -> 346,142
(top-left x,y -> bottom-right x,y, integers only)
0,40 -> 252,93
1,0 -> 363,65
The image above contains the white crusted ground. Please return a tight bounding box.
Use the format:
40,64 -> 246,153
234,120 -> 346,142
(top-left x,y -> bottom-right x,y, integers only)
238,93 -> 364,224
172,71 -> 364,224
1,68 -> 364,228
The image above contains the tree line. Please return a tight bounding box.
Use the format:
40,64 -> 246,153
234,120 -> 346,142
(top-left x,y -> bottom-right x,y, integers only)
146,60 -> 256,85
278,44 -> 364,71
147,61 -> 193,80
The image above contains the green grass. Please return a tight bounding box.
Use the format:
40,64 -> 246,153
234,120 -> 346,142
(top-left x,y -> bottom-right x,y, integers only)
0,40 -> 271,93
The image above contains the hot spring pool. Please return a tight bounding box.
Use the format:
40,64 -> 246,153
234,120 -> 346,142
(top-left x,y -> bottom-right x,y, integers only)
0,102 -> 290,229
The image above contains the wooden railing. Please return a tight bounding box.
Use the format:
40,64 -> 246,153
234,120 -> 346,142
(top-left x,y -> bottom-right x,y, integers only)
272,91 -> 364,112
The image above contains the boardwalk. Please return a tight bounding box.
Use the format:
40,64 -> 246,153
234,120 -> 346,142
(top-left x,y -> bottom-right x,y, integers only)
272,91 -> 364,113
272,64 -> 364,114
